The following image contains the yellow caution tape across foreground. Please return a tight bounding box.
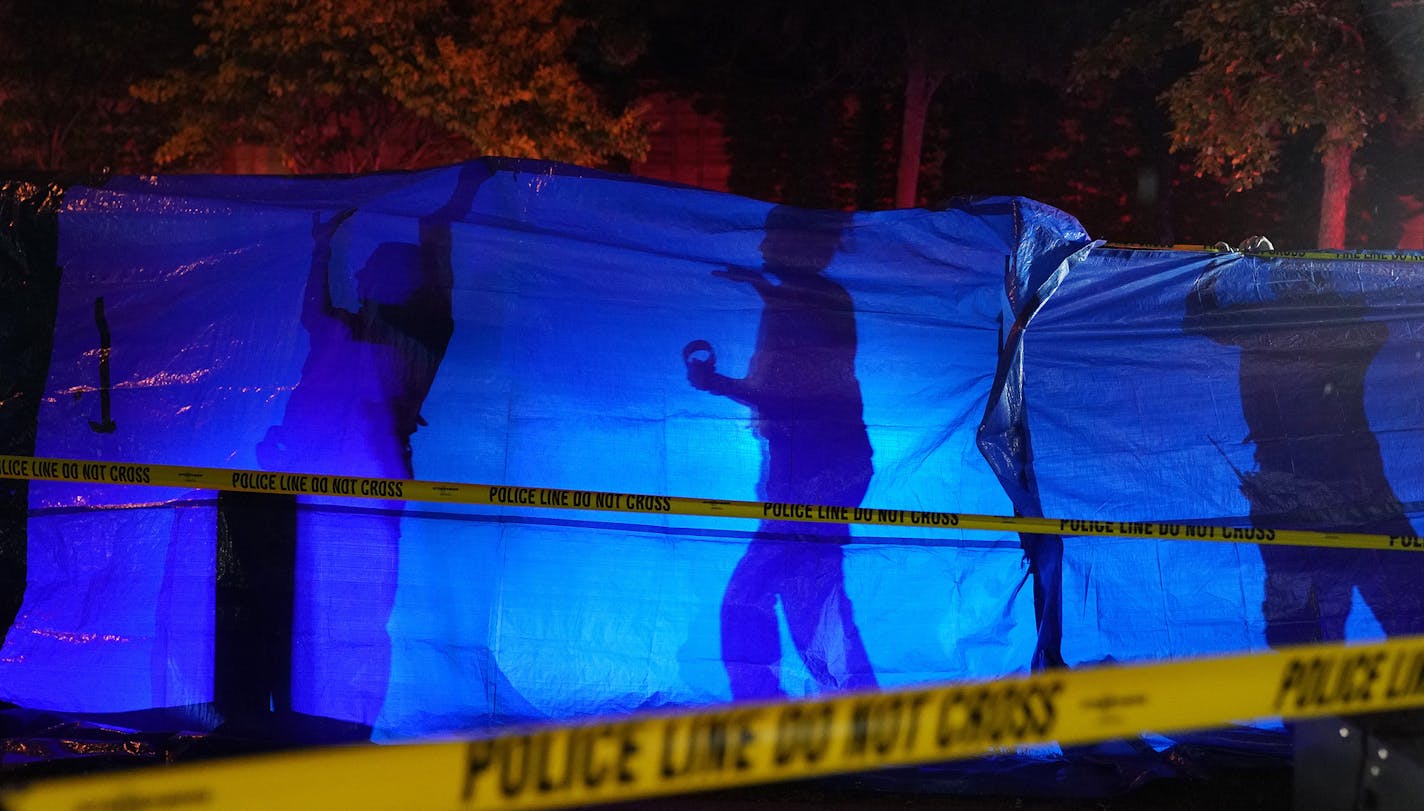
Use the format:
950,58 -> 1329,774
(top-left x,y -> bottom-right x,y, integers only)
1,453 -> 1421,553
6,634 -> 1424,811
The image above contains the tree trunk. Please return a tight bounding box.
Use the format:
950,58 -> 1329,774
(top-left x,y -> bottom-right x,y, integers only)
1317,138 -> 1353,249
895,51 -> 941,209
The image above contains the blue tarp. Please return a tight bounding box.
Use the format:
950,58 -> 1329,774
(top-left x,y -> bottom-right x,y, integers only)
983,248 -> 1424,669
1,159 -> 1421,784
0,161 -> 1090,741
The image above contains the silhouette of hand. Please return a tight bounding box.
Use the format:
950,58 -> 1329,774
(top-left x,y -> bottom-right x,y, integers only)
682,339 -> 717,391
687,359 -> 715,390
312,208 -> 357,243
712,266 -> 765,286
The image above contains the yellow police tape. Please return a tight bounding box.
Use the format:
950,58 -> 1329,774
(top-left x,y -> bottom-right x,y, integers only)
1,453 -> 1420,553
6,634 -> 1424,811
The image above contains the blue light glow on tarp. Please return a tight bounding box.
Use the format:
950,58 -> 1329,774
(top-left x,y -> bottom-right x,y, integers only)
0,161 -> 1091,742
985,247 -> 1424,670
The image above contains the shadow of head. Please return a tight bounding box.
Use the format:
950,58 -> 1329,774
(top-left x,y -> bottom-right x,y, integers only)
357,242 -> 424,304
759,206 -> 852,277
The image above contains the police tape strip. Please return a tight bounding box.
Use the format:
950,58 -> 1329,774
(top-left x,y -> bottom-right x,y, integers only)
0,452 -> 1418,552
1102,242 -> 1424,263
7,634 -> 1424,811
1,453 -> 1420,552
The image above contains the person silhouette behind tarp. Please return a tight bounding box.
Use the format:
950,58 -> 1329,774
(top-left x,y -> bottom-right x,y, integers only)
254,164 -> 510,731
1184,267 -> 1424,646
684,205 -> 878,699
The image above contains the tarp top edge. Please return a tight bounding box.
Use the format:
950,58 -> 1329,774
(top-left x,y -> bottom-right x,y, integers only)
1101,241 -> 1424,263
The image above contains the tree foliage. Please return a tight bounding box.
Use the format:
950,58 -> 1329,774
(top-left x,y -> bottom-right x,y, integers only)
1175,1 -> 1394,189
0,0 -> 197,173
135,0 -> 647,173
1074,0 -> 1422,246
638,0 -> 1089,209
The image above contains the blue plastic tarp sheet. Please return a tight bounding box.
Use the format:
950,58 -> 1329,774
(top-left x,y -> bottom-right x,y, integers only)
6,159 -> 1424,788
0,161 -> 1092,743
981,247 -> 1424,671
